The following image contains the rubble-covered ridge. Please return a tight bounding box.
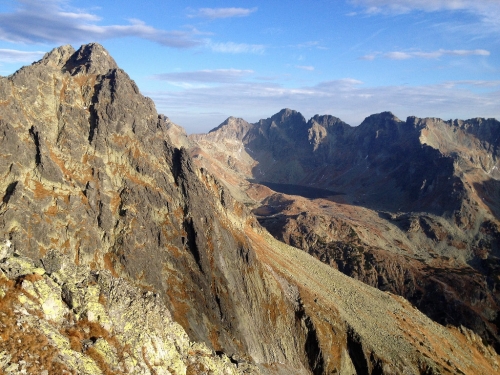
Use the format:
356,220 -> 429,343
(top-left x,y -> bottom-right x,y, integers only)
0,250 -> 259,375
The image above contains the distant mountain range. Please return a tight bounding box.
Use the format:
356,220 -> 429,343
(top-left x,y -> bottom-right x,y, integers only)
0,43 -> 499,374
188,108 -> 500,353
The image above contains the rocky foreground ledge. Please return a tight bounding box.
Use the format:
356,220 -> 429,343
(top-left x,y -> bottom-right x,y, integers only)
0,243 -> 258,375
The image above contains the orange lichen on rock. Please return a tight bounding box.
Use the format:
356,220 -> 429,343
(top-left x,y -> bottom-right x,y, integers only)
33,180 -> 54,200
164,272 -> 191,330
63,319 -> 126,375
103,252 -> 119,278
0,277 -> 71,374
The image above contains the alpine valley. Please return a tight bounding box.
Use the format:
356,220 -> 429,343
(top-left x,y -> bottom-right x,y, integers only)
0,43 -> 499,375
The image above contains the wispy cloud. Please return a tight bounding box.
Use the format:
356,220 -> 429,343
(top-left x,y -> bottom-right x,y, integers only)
0,48 -> 45,63
359,54 -> 377,61
296,65 -> 315,71
188,7 -> 257,19
293,41 -> 328,50
448,80 -> 500,88
316,78 -> 364,87
360,49 -> 490,60
0,0 -> 201,48
152,69 -> 254,84
207,41 -> 265,54
350,0 -> 500,14
350,0 -> 500,30
148,78 -> 499,133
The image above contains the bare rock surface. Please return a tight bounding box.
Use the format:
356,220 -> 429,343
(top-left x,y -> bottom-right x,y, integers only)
0,253 -> 259,374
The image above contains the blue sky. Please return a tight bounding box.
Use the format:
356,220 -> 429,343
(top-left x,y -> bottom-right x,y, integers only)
0,0 -> 499,133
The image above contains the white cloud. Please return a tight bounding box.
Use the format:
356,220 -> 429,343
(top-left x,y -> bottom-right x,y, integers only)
0,48 -> 45,63
363,49 -> 490,60
147,79 -> 499,134
316,78 -> 364,88
385,51 -> 412,60
443,49 -> 490,56
448,80 -> 500,88
152,69 -> 254,83
350,0 -> 500,30
57,11 -> 101,21
189,7 -> 257,19
293,41 -> 328,50
350,0 -> 500,14
207,41 -> 265,54
296,65 -> 315,71
359,54 -> 377,60
0,0 -> 201,48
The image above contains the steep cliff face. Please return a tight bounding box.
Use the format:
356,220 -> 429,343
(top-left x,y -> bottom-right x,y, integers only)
1,44 -> 499,375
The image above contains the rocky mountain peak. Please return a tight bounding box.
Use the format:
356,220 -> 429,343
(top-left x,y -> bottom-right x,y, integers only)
163,116 -> 193,149
36,44 -> 76,69
277,108 -> 296,117
360,111 -> 402,126
199,116 -> 253,143
355,111 -> 411,143
3,44 -> 500,375
210,116 -> 248,132
63,42 -> 118,75
309,115 -> 352,141
310,114 -> 347,128
271,108 -> 306,126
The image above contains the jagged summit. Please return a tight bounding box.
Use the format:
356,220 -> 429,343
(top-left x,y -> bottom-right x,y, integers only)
359,111 -> 402,126
274,107 -> 299,118
35,43 -> 118,76
209,116 -> 246,132
269,108 -> 307,128
36,44 -> 76,69
188,105 -> 500,353
64,42 -> 118,75
206,116 -> 253,141
310,114 -> 349,128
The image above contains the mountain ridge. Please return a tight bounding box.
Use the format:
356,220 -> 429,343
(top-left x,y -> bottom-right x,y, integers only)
188,107 -> 500,353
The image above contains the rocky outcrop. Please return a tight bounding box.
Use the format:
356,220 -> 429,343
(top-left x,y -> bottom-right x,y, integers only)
0,251 -> 258,374
1,44 -> 499,374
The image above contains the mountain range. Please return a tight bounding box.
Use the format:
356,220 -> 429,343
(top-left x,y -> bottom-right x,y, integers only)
189,108 -> 500,352
0,43 -> 499,375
